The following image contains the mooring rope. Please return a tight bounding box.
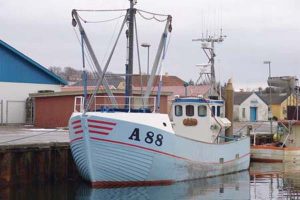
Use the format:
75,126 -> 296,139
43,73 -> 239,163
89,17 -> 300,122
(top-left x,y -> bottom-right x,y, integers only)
0,128 -> 64,145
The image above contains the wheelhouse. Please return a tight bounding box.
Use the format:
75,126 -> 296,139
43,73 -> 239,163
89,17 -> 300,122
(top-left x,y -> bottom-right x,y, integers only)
171,97 -> 230,143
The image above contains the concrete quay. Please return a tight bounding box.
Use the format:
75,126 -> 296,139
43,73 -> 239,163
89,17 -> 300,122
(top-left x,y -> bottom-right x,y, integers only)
0,126 -> 81,186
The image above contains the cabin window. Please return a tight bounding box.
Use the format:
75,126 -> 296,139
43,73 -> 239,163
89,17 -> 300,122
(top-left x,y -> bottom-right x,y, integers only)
198,105 -> 207,117
175,105 -> 183,116
217,106 -> 221,117
211,106 -> 215,117
186,105 -> 194,116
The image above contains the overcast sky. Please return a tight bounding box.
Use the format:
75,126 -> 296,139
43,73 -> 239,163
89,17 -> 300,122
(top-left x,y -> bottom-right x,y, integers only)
1,0 -> 300,90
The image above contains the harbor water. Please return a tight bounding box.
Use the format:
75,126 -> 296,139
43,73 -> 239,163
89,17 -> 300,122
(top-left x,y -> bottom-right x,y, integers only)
1,162 -> 300,199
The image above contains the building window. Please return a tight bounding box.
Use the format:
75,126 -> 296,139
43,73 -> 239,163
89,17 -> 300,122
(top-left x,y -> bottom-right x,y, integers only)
211,106 -> 215,117
217,106 -> 221,117
198,105 -> 207,117
242,108 -> 246,118
186,105 -> 194,116
175,105 -> 182,116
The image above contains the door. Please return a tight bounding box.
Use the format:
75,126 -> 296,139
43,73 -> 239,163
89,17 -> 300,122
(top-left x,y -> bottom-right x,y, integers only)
250,107 -> 257,122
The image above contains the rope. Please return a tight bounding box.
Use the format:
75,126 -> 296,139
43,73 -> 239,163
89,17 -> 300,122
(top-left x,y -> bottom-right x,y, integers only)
75,9 -> 127,12
78,14 -> 126,24
137,9 -> 169,17
137,10 -> 168,22
0,129 -> 63,145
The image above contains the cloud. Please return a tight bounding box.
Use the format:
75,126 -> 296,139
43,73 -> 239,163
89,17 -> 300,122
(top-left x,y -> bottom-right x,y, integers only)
1,0 -> 299,89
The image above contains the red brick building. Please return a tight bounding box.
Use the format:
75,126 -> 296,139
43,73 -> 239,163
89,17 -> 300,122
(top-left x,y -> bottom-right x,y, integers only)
30,90 -> 171,128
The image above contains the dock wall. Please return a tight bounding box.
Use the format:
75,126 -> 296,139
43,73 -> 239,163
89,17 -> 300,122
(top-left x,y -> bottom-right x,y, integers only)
0,142 -> 81,186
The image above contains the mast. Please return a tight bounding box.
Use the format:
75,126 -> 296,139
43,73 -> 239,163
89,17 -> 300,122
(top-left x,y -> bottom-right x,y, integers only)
193,29 -> 226,98
125,0 -> 136,106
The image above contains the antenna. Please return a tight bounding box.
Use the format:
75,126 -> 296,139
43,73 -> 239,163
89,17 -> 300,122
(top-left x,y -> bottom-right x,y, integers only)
192,29 -> 226,96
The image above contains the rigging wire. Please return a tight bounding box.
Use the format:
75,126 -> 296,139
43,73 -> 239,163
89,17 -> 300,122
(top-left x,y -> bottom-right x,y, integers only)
78,14 -> 126,24
85,13 -> 128,111
149,32 -> 172,97
73,28 -> 99,79
133,15 -> 144,104
0,129 -> 63,145
75,9 -> 127,12
100,13 -> 127,66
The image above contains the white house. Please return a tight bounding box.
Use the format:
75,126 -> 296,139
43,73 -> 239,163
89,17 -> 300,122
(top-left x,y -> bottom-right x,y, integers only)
0,40 -> 67,124
233,92 -> 268,122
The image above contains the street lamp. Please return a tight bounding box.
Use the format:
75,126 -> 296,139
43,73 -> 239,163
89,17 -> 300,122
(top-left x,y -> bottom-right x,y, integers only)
264,60 -> 272,135
141,43 -> 151,76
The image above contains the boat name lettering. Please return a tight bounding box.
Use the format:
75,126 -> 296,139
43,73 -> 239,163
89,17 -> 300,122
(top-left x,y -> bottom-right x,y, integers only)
128,128 -> 163,146
128,128 -> 141,141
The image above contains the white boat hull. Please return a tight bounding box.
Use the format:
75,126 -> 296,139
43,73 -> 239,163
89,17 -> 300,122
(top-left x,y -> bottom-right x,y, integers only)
69,112 -> 250,187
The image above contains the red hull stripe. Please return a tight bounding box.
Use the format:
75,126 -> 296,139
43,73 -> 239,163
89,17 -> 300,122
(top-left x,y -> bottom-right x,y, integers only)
91,180 -> 174,188
73,125 -> 82,129
90,137 -> 250,164
72,120 -> 81,125
89,125 -> 113,131
75,130 -> 83,134
71,137 -> 83,143
90,130 -> 109,135
88,119 -> 116,126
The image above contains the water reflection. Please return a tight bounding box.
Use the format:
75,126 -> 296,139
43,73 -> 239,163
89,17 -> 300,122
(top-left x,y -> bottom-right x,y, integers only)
250,161 -> 300,199
4,162 -> 300,199
76,171 -> 250,200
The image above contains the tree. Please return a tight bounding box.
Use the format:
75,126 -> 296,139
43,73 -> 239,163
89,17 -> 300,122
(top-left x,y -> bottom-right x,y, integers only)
188,79 -> 195,86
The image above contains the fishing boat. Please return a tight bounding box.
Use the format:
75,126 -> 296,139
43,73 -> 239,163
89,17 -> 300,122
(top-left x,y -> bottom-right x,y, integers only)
251,120 -> 300,163
250,77 -> 300,163
69,0 -> 250,187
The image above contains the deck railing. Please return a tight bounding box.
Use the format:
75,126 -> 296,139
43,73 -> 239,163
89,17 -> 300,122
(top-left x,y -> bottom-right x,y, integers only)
74,96 -> 156,113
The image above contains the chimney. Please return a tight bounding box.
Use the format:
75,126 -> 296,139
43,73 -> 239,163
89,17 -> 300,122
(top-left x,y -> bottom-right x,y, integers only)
225,78 -> 234,139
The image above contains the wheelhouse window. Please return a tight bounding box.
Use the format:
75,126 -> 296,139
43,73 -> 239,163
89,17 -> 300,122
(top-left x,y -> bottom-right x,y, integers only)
198,105 -> 207,117
175,105 -> 183,116
186,105 -> 194,116
211,106 -> 215,117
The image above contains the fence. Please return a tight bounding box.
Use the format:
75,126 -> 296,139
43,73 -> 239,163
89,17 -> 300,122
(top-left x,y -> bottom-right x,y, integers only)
6,100 -> 26,124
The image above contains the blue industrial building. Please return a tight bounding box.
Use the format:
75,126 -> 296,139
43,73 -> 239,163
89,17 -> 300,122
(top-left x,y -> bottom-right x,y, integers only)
0,40 -> 67,85
0,40 -> 67,124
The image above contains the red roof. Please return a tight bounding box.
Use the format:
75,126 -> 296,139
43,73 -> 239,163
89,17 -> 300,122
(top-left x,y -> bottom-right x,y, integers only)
133,85 -> 211,97
131,75 -> 185,87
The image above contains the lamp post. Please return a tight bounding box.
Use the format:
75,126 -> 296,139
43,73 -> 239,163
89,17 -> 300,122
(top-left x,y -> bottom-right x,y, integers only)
141,43 -> 151,76
264,61 -> 272,135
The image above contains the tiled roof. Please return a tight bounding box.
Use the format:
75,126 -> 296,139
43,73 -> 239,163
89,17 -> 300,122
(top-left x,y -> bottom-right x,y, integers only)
131,75 -> 185,87
133,85 -> 211,97
257,93 -> 289,105
234,92 -> 253,105
72,76 -> 124,88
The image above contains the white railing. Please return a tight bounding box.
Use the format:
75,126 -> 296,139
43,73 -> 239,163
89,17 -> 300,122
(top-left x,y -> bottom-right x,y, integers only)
73,96 -> 157,113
